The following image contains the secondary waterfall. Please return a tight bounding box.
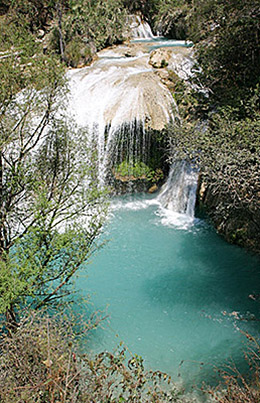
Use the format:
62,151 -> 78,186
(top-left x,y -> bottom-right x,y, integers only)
129,15 -> 154,39
158,162 -> 198,218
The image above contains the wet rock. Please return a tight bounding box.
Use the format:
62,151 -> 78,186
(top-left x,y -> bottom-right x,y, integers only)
197,178 -> 260,253
199,181 -> 206,200
149,46 -> 195,80
155,69 -> 170,81
148,184 -> 158,194
167,49 -> 195,81
149,48 -> 172,69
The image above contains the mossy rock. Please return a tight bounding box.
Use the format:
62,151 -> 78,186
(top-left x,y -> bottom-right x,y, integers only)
149,48 -> 172,69
114,161 -> 151,179
112,161 -> 164,194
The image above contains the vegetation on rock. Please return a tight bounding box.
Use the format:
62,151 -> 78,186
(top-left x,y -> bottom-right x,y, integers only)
168,110 -> 260,252
1,0 -> 129,67
158,0 -> 260,253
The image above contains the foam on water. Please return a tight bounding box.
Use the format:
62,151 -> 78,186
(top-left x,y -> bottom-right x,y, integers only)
155,208 -> 196,229
75,194 -> 260,390
111,161 -> 198,229
111,197 -> 159,212
111,196 -> 197,231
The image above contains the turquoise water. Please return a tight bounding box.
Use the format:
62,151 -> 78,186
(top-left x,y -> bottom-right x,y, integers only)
131,37 -> 193,51
75,194 -> 260,388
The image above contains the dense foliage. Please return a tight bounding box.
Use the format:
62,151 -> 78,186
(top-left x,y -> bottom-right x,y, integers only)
168,110 -> 260,250
0,311 -> 181,403
149,0 -> 260,110
2,0 -> 129,67
158,0 -> 260,251
153,0 -> 191,39
0,23 -> 106,326
190,0 -> 260,109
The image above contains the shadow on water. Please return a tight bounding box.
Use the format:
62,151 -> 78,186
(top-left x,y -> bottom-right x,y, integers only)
143,233 -> 260,310
142,229 -> 260,386
74,197 -> 260,390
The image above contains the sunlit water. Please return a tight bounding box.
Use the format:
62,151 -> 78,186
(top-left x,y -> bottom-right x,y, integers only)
75,193 -> 260,390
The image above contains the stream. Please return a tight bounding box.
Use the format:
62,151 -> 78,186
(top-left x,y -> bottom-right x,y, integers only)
67,19 -> 260,390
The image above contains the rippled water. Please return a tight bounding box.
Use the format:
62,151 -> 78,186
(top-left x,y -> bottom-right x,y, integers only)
75,194 -> 260,389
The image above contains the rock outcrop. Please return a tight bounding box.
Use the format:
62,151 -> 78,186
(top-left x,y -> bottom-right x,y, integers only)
197,177 -> 260,253
149,46 -> 195,81
149,48 -> 172,68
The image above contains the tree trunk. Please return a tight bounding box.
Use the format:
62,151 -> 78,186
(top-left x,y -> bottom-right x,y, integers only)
5,305 -> 18,332
57,1 -> 65,62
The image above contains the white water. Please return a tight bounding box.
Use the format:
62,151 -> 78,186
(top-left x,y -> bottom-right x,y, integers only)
129,15 -> 154,39
67,18 -> 197,220
158,162 -> 198,217
156,162 -> 198,228
67,46 -> 175,185
110,161 -> 199,229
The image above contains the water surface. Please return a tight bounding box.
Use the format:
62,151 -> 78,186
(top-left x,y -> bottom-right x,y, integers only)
75,194 -> 260,388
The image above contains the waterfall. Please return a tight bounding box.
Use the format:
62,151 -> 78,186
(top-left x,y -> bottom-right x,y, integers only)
67,46 -> 174,187
110,161 -> 199,228
158,162 -> 198,218
129,15 -> 154,39
66,28 -> 198,205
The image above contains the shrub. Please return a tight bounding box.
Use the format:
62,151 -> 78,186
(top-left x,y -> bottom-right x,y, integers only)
208,334 -> 260,402
0,310 -> 181,403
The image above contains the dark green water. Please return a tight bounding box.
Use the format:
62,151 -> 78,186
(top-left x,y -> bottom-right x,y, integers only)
75,194 -> 260,388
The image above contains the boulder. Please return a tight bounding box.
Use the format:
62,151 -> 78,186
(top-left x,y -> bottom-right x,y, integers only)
148,184 -> 158,194
149,48 -> 172,69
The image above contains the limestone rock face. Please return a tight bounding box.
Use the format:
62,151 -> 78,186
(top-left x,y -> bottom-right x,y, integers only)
67,40 -> 193,188
149,48 -> 172,69
148,184 -> 158,194
69,44 -> 175,131
149,46 -> 195,81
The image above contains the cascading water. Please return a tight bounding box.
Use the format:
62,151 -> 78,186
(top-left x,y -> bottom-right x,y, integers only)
67,17 -> 197,205
129,15 -> 154,39
158,161 -> 198,218
67,42 -> 175,187
68,19 -> 260,393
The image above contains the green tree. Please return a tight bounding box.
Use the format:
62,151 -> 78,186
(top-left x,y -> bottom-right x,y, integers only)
188,0 -> 260,109
63,0 -> 128,52
0,311 -> 180,403
168,109 -> 260,251
0,27 -> 106,327
154,0 -> 191,39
